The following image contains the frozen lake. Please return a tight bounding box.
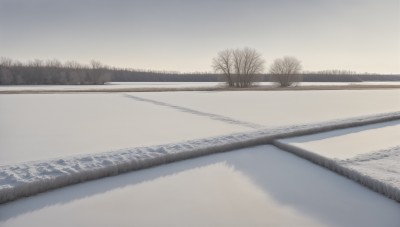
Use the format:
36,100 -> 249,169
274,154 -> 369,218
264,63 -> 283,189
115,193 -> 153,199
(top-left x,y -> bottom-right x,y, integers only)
1,145 -> 399,227
0,90 -> 399,165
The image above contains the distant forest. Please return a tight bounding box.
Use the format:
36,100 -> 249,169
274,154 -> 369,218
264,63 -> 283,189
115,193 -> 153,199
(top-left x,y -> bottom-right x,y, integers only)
0,58 -> 399,85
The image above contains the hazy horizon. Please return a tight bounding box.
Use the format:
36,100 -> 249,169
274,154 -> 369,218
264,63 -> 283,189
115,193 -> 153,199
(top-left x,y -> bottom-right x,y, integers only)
1,0 -> 399,74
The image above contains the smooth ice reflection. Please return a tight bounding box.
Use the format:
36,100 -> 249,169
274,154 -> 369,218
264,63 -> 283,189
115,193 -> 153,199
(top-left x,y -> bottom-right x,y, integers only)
1,145 -> 399,227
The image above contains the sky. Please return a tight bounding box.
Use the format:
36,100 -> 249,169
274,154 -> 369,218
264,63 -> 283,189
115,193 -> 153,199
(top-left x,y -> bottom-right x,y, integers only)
0,0 -> 399,74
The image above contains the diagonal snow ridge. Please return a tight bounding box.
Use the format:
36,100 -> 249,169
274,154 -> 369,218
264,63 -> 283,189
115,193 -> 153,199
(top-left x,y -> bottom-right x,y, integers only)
123,94 -> 263,129
0,111 -> 400,204
340,145 -> 400,164
272,142 -> 400,202
340,146 -> 400,194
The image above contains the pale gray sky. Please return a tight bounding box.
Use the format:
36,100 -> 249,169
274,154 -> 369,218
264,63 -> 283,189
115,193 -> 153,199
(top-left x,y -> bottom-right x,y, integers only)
0,0 -> 399,73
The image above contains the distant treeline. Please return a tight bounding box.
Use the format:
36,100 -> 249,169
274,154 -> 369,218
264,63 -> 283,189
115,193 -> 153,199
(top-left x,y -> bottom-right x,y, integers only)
0,58 -> 399,85
0,58 -> 218,85
299,70 -> 400,82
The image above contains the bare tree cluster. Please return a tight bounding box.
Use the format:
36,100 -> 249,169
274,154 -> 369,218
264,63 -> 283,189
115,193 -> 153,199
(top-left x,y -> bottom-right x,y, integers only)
300,69 -> 361,82
314,69 -> 357,75
213,47 -> 265,87
2,56 -> 398,86
269,56 -> 302,87
0,57 -> 222,85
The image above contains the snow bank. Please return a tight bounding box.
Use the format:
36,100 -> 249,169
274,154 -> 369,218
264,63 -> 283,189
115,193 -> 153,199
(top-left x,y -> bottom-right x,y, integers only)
273,142 -> 400,202
1,111 -> 399,204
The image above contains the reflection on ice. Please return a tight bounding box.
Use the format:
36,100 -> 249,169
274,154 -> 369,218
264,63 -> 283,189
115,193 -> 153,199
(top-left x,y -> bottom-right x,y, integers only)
1,145 -> 399,227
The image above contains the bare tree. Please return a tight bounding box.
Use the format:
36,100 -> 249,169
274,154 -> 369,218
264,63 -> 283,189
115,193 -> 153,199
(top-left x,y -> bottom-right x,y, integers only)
269,56 -> 302,87
212,49 -> 234,86
89,60 -> 111,84
213,47 -> 265,87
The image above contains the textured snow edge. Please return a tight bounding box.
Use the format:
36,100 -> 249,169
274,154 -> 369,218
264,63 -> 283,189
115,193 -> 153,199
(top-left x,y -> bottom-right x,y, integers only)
272,141 -> 400,202
1,111 -> 399,204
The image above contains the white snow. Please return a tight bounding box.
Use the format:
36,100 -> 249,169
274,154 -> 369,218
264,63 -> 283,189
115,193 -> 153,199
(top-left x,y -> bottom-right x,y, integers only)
0,82 -> 224,91
1,145 -> 399,227
1,111 -> 398,204
2,90 -> 398,165
277,120 -> 400,159
1,81 -> 400,92
131,90 -> 400,127
0,82 -> 230,92
275,121 -> 400,201
105,81 -> 223,87
1,90 -> 399,203
339,146 -> 400,191
0,93 -> 251,165
297,81 -> 400,86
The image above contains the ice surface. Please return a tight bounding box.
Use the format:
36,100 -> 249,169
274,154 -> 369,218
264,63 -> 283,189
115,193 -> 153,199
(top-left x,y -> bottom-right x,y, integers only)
1,111 -> 398,203
0,93 -> 251,165
131,90 -> 400,127
275,121 -> 400,201
2,90 -> 398,165
277,120 -> 400,159
1,90 -> 399,204
0,145 -> 399,227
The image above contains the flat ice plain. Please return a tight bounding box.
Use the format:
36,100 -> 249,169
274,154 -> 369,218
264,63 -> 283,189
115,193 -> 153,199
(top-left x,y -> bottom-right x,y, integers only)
1,145 -> 399,227
0,87 -> 399,226
1,90 -> 399,164
276,120 -> 400,200
0,93 -> 251,165
278,120 -> 400,159
131,90 -> 400,127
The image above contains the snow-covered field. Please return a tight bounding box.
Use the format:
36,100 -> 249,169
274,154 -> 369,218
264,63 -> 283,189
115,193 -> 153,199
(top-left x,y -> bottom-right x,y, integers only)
1,90 -> 399,165
275,121 -> 400,201
0,93 -> 251,165
1,145 -> 399,227
277,120 -> 400,159
0,82 -> 225,92
0,89 -> 399,226
1,81 -> 400,92
130,90 -> 400,127
2,110 -> 397,204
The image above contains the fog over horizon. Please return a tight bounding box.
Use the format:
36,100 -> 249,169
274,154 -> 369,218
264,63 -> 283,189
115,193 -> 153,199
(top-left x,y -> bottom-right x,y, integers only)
0,0 -> 399,74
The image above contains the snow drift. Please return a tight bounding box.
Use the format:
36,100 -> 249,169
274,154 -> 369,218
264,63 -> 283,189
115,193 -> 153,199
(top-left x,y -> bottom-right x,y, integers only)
1,111 -> 399,204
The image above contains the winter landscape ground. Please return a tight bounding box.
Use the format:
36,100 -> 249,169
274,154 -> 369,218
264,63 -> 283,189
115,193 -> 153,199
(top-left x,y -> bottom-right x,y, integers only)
0,85 -> 399,226
1,82 -> 400,93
